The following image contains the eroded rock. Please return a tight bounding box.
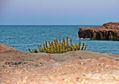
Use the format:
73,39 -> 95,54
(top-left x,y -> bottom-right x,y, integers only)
78,22 -> 119,40
0,43 -> 119,84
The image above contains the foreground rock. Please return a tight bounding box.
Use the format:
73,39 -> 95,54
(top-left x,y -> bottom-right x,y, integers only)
0,43 -> 16,53
0,43 -> 119,84
78,22 -> 119,40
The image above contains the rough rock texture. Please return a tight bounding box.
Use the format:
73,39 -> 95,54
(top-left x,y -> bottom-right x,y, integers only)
0,43 -> 119,84
0,43 -> 16,53
78,22 -> 119,40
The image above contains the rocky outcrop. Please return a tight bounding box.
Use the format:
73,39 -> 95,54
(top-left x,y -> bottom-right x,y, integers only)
78,22 -> 119,40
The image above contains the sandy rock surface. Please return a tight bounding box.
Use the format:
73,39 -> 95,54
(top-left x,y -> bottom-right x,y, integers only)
0,43 -> 119,84
0,43 -> 16,53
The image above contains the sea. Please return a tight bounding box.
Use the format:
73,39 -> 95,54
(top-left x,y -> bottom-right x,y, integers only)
0,25 -> 119,55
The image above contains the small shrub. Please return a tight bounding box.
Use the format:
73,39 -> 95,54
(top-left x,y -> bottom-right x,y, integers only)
28,36 -> 87,53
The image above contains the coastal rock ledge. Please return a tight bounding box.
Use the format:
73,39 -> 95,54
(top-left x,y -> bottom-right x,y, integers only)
78,22 -> 119,40
1,43 -> 119,84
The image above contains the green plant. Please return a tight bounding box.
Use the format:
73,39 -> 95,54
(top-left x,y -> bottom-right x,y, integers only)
28,36 -> 87,53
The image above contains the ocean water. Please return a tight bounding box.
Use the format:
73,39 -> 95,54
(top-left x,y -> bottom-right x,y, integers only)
0,25 -> 119,55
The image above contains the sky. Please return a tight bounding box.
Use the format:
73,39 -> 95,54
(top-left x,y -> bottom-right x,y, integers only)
0,0 -> 119,25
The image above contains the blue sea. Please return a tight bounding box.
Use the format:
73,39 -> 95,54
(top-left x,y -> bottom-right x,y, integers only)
0,25 -> 119,55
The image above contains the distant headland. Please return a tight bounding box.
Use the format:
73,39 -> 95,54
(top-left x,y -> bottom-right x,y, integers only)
78,22 -> 119,40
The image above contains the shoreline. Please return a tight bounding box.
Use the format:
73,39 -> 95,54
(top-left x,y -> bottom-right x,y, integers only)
1,24 -> 119,55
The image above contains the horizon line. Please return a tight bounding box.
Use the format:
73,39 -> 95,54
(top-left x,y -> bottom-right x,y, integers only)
0,24 -> 101,26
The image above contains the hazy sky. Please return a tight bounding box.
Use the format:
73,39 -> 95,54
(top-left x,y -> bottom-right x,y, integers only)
0,0 -> 119,25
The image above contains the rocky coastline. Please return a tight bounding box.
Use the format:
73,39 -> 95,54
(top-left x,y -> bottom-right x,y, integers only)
0,43 -> 119,84
78,22 -> 119,40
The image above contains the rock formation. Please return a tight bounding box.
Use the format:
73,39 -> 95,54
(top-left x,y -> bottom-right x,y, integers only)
1,43 -> 119,83
78,22 -> 119,40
